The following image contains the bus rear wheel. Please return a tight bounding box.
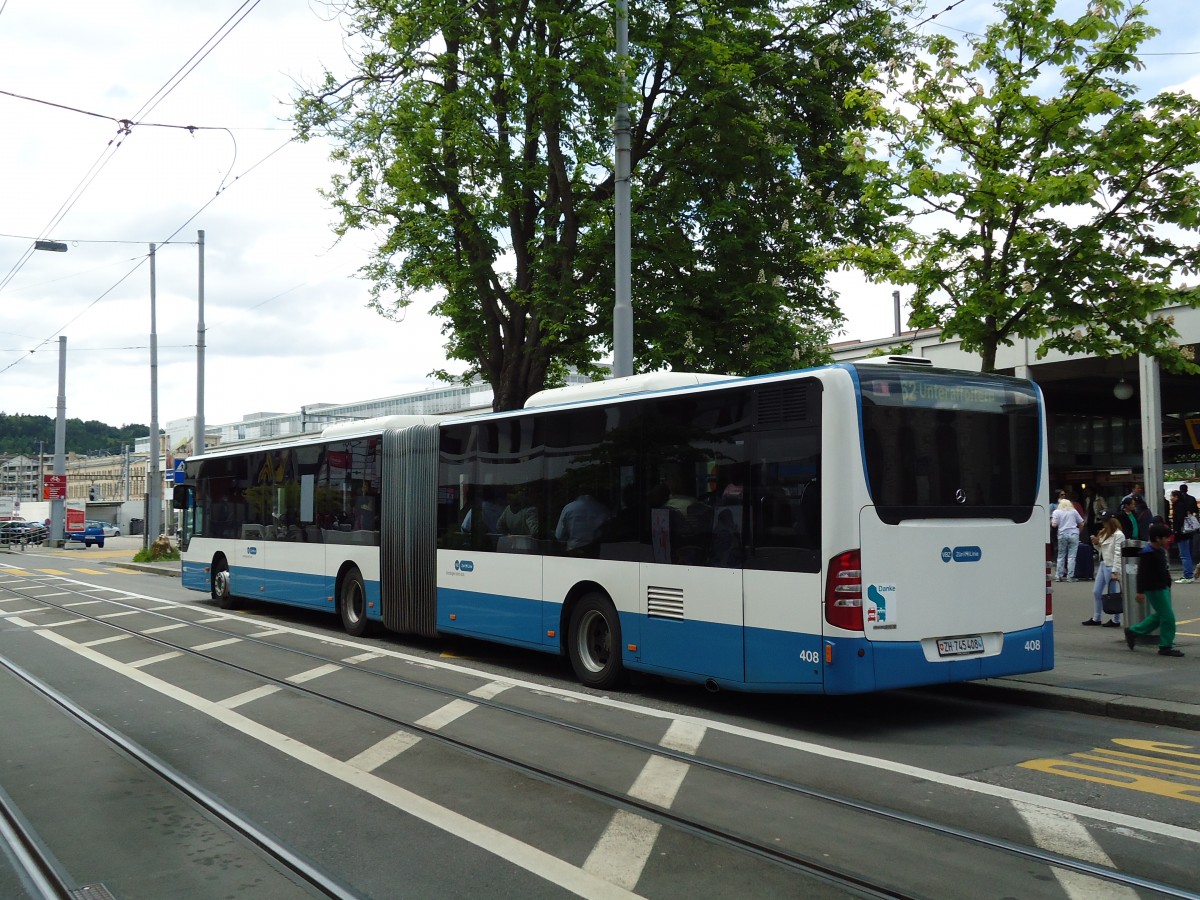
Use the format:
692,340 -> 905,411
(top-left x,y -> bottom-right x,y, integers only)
211,557 -> 238,609
339,568 -> 369,637
568,593 -> 624,689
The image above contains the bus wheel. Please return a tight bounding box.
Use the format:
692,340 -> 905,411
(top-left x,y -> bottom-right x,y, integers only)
568,593 -> 625,689
339,568 -> 369,637
211,557 -> 238,609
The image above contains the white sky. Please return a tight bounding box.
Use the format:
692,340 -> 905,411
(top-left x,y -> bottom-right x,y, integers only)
0,1 -> 1196,430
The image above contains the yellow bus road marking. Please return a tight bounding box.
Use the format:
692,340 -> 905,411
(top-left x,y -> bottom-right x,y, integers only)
35,569 -> 67,576
1,570 -> 34,577
75,568 -> 106,575
1020,740 -> 1200,803
109,567 -> 143,574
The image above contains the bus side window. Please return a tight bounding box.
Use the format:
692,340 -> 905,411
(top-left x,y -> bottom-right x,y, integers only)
747,428 -> 820,573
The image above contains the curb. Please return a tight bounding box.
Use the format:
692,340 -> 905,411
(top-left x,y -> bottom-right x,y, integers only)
107,561 -> 180,578
938,680 -> 1200,732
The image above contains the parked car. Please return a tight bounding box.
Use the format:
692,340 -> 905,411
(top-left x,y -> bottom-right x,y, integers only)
66,522 -> 106,548
0,520 -> 48,546
87,519 -> 121,537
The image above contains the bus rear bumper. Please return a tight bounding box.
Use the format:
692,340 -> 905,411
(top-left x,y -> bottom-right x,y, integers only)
823,622 -> 1054,694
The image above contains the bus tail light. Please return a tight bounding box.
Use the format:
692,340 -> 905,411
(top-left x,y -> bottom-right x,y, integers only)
1045,542 -> 1054,617
826,549 -> 863,631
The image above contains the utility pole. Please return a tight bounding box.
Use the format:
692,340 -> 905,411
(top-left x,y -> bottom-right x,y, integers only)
612,0 -> 633,378
147,244 -> 161,543
50,337 -> 66,546
195,229 -> 206,459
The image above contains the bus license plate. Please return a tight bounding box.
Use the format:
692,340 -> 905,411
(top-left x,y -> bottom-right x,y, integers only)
937,636 -> 984,657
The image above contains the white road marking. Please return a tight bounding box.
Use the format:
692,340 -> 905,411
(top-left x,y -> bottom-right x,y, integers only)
14,571 -> 1195,852
416,699 -> 478,730
191,638 -> 242,652
346,730 -> 421,772
583,811 -> 661,891
584,715 -> 699,890
659,719 -> 706,755
128,651 -> 184,668
142,623 -> 190,634
31,628 -> 641,900
0,608 -> 48,618
1013,801 -> 1138,899
96,610 -> 141,619
287,663 -> 342,684
343,651 -> 384,664
218,685 -> 282,709
24,618 -> 85,628
82,635 -> 133,647
469,680 -> 512,700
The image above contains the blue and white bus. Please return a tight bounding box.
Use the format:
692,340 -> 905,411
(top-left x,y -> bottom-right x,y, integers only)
174,359 -> 1052,694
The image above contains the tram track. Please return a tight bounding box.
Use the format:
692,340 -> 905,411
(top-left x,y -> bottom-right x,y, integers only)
2,573 -> 1198,899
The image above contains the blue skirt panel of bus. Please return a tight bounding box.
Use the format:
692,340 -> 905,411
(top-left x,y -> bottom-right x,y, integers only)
822,622 -> 1054,694
181,560 -> 209,592
437,586 -> 548,650
180,560 -> 378,617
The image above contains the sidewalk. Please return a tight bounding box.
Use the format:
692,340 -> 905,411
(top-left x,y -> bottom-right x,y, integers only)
950,572 -> 1199,731
0,535 -> 180,578
4,540 -> 1197,730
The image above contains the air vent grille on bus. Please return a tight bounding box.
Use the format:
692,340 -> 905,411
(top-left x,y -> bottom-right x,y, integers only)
647,585 -> 685,619
756,384 -> 808,427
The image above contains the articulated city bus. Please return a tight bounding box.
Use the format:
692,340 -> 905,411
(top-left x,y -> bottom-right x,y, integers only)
174,359 -> 1052,694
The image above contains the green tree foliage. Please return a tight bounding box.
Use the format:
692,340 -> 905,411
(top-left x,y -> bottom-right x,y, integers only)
0,413 -> 148,456
843,0 -> 1200,372
295,0 -> 908,410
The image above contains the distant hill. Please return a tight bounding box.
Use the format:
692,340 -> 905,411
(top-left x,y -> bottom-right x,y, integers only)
0,413 -> 150,457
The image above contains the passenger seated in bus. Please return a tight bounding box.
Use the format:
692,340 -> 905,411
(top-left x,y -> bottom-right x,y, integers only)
461,485 -> 503,535
497,487 -> 539,537
555,491 -> 610,553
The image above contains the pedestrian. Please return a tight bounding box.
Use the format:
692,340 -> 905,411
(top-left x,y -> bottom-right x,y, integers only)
1085,514 -> 1124,627
1125,523 -> 1184,657
1169,484 -> 1199,583
1115,495 -> 1142,541
1051,497 -> 1084,581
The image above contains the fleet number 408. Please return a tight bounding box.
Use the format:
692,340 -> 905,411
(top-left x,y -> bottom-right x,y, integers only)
1024,640 -> 1041,652
799,650 -> 821,665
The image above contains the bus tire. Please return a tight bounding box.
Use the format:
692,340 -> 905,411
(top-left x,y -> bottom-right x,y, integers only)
211,556 -> 238,609
568,593 -> 625,689
339,568 -> 369,637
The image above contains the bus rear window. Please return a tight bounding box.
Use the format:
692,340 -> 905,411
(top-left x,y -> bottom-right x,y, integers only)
856,367 -> 1040,521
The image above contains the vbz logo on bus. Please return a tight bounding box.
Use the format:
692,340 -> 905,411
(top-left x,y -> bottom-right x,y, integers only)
454,559 -> 474,572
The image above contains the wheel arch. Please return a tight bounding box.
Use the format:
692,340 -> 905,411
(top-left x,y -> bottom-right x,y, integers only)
334,560 -> 363,608
558,580 -> 612,654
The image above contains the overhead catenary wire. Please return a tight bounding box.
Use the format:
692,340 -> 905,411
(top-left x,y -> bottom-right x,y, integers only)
0,0 -> 265,299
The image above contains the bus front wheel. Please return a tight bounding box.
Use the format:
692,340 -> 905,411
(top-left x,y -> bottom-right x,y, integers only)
339,568 -> 369,637
211,557 -> 238,609
568,593 -> 625,689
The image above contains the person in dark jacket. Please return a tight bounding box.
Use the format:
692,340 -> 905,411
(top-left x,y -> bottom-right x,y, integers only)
1125,523 -> 1184,657
1170,484 -> 1199,582
1115,496 -> 1143,541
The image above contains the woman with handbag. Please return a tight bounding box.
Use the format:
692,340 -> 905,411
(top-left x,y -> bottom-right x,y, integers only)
1085,515 -> 1126,627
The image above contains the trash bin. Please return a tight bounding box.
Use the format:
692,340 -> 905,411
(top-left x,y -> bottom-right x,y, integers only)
1121,540 -> 1147,631
130,518 -> 144,536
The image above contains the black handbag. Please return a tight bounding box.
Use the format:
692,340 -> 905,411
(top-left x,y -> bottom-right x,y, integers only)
1102,577 -> 1123,615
